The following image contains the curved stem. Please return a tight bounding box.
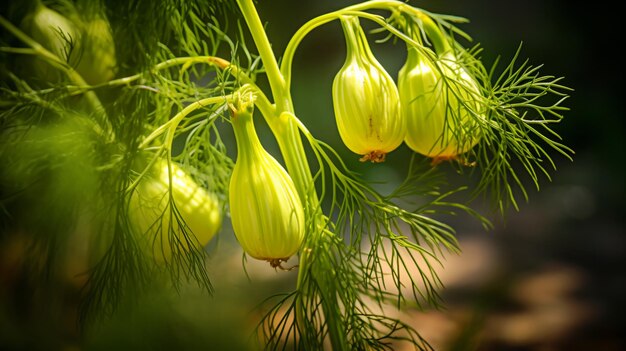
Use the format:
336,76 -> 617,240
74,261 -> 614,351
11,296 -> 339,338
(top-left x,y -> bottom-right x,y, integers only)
139,95 -> 233,150
280,12 -> 342,93
280,0 -> 409,89
65,56 -> 255,94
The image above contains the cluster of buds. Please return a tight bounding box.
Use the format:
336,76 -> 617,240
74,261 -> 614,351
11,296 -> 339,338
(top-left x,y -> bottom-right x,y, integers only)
332,14 -> 485,164
139,13 -> 486,268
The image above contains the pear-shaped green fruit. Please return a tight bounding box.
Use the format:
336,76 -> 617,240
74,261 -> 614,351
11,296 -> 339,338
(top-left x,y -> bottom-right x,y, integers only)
130,158 -> 222,260
229,101 -> 305,267
332,16 -> 404,163
20,4 -> 81,82
20,5 -> 116,85
399,48 -> 483,161
74,17 -> 117,85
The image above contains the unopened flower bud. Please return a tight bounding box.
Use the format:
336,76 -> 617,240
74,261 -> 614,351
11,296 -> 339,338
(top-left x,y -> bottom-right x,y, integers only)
332,16 -> 404,163
399,14 -> 484,162
74,16 -> 117,85
229,96 -> 305,268
399,47 -> 483,161
20,5 -> 116,85
130,158 -> 222,260
21,4 -> 81,82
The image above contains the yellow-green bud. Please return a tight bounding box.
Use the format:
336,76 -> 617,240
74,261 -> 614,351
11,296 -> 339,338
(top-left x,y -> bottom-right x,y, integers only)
130,158 -> 222,260
399,47 -> 483,161
21,4 -> 81,82
229,98 -> 305,267
74,17 -> 117,85
20,5 -> 117,85
332,16 -> 404,163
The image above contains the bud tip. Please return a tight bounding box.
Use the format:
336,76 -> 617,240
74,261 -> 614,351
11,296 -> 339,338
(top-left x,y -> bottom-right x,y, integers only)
359,150 -> 387,163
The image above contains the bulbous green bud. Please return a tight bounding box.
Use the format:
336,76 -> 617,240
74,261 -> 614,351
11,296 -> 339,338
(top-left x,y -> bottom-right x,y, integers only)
229,99 -> 305,267
20,5 -> 117,85
399,47 -> 483,161
332,16 -> 404,163
21,4 -> 81,82
74,17 -> 117,85
130,158 -> 222,260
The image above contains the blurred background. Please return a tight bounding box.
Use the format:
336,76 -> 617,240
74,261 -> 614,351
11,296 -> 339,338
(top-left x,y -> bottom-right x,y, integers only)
1,1 -> 623,350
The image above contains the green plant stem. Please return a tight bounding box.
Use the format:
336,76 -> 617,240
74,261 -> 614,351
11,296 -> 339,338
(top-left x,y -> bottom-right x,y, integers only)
271,113 -> 351,350
236,0 -> 347,349
235,0 -> 288,112
139,95 -> 233,150
66,56 -> 255,94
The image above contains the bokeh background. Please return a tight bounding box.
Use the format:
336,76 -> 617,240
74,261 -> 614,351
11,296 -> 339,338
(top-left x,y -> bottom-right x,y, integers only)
1,1 -> 623,350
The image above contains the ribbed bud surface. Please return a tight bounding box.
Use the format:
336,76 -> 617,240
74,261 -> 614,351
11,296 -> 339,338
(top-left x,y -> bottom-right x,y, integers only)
131,159 -> 222,259
229,104 -> 305,265
332,16 -> 404,162
399,48 -> 483,159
